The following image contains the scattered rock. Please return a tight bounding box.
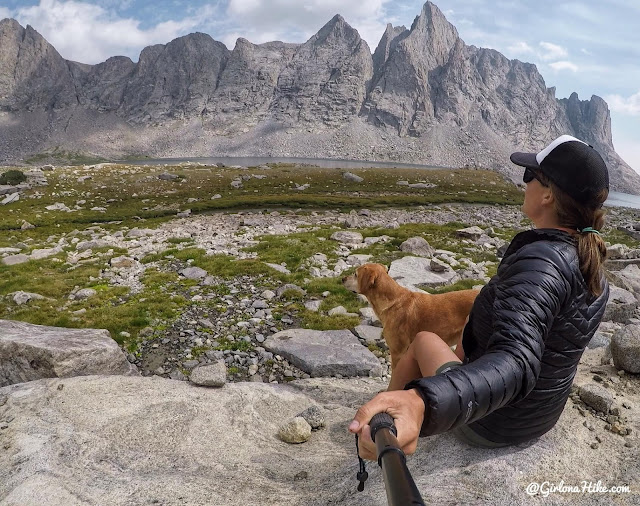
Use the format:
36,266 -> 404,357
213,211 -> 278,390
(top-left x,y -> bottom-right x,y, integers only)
354,325 -> 383,345
45,202 -> 71,212
343,172 -> 363,183
110,256 -> 137,269
0,247 -> 21,255
126,228 -> 154,238
408,182 -> 436,189
263,329 -> 383,378
10,291 -> 47,305
388,256 -> 458,291
304,300 -> 323,312
0,320 -> 138,387
603,286 -> 638,323
611,325 -> 640,373
296,405 -> 325,430
430,257 -> 451,273
71,288 -> 97,300
330,231 -> 363,246
265,263 -> 291,274
30,247 -> 63,260
179,266 -> 208,280
189,361 -> 227,387
158,172 -> 179,181
1,254 -> 29,266
579,383 -> 614,414
456,226 -> 485,240
1,192 -> 19,205
278,416 -> 312,443
400,237 -> 434,257
276,284 -> 306,298
358,307 -> 380,325
76,240 -> 109,251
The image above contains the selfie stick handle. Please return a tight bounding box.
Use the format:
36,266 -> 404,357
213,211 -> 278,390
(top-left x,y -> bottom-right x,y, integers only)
370,412 -> 426,506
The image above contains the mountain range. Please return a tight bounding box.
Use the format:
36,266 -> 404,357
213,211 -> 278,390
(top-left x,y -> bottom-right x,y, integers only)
1,1 -> 638,194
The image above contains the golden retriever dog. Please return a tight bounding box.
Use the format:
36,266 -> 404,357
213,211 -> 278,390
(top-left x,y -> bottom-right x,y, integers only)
343,263 -> 479,379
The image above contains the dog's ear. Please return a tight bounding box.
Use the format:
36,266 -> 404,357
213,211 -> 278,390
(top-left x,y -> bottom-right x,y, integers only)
358,265 -> 378,291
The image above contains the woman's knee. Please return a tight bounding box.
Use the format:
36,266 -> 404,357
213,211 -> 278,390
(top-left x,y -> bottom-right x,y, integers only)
414,331 -> 442,347
413,331 -> 454,355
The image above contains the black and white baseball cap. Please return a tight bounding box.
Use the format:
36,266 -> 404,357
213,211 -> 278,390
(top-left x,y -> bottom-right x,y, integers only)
510,135 -> 609,205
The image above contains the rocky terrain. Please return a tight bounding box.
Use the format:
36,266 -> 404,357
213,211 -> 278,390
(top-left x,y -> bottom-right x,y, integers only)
1,160 -> 640,503
1,1 -> 639,194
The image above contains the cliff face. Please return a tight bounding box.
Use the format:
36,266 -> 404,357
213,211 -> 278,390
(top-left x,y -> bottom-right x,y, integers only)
0,2 -> 638,194
0,19 -> 77,112
269,15 -> 373,128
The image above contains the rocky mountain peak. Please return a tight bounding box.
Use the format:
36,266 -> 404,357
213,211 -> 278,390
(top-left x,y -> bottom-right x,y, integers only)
310,13 -> 363,47
0,20 -> 77,112
372,23 -> 409,74
404,1 -> 460,67
0,17 -> 22,30
270,14 -> 372,127
0,3 -> 638,194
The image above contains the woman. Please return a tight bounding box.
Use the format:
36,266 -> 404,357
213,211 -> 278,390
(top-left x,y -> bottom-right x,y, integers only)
349,135 -> 610,458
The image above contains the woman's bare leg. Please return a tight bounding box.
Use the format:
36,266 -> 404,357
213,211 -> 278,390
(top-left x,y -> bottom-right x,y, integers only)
387,331 -> 461,391
454,333 -> 465,361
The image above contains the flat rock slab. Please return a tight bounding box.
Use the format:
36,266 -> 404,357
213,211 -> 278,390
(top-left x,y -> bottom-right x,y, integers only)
604,285 -> 638,323
189,361 -> 227,387
0,375 -> 638,506
388,256 -> 458,292
0,320 -> 138,387
611,264 -> 640,300
354,325 -> 383,345
179,266 -> 208,280
263,329 -> 383,378
1,254 -> 29,266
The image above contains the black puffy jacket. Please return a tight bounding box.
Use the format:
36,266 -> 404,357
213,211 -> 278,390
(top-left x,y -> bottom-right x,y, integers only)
406,229 -> 609,445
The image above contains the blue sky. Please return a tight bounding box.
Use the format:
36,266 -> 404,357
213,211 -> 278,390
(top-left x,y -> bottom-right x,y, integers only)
2,0 -> 638,172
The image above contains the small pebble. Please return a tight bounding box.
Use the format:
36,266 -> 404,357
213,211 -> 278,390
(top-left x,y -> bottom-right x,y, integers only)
294,471 -> 308,481
590,442 -> 599,449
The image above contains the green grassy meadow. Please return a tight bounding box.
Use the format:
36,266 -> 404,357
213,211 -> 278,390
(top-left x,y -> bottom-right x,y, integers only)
1,162 -> 634,351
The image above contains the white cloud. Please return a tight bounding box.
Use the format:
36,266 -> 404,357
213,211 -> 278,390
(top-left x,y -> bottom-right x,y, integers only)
548,61 -> 579,72
507,41 -> 534,56
505,40 -> 572,68
12,0 -> 208,64
539,41 -> 568,61
0,7 -> 12,19
580,48 -> 593,56
606,90 -> 640,116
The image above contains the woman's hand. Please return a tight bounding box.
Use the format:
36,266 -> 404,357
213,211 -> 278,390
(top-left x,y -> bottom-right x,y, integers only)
348,388 -> 425,461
